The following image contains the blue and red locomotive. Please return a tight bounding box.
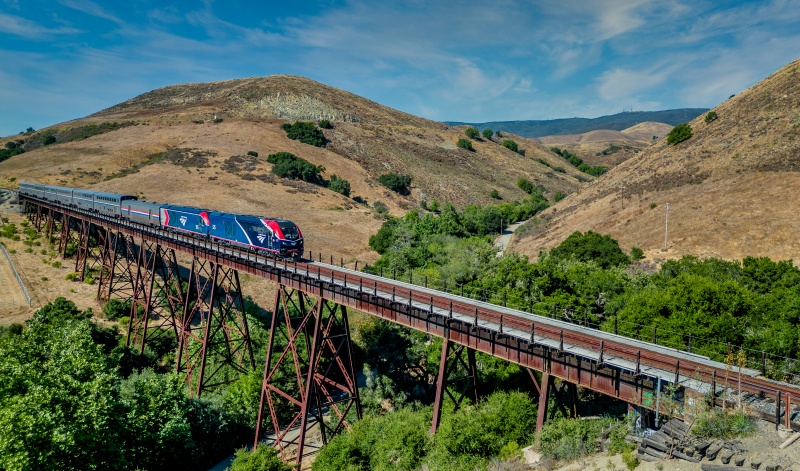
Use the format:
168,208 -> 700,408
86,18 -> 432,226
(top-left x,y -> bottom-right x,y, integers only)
19,182 -> 304,257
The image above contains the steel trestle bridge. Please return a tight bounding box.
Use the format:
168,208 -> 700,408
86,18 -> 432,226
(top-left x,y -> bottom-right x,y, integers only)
14,191 -> 800,465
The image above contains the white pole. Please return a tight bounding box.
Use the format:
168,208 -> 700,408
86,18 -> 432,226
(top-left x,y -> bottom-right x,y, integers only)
664,203 -> 670,250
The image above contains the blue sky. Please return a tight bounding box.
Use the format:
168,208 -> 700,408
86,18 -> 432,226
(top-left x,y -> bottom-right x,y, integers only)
1,0 -> 799,137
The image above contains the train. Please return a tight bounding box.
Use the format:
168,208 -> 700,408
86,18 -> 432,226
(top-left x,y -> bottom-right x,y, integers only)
18,182 -> 304,258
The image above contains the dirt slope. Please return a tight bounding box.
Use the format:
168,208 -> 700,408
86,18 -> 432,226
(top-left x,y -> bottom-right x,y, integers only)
511,57 -> 800,263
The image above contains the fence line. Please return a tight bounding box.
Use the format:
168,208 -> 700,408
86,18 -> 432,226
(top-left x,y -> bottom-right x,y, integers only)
0,242 -> 32,306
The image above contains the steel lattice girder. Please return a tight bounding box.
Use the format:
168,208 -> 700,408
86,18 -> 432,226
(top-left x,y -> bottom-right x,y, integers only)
96,231 -> 138,302
177,257 -> 255,397
430,336 -> 479,434
75,221 -> 105,281
254,285 -> 361,464
127,241 -> 184,355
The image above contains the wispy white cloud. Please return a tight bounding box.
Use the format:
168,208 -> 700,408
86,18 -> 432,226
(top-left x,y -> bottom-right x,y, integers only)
59,0 -> 122,24
0,11 -> 80,39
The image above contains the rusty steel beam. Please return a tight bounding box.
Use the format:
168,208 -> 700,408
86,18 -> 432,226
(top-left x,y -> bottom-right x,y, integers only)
430,335 -> 479,434
537,372 -> 551,433
254,285 -> 361,465
177,256 -> 254,397
96,231 -> 138,302
126,241 -> 184,355
75,221 -> 105,282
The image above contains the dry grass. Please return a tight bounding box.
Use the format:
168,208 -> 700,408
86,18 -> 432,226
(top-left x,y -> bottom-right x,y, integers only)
512,58 -> 800,263
0,74 -> 587,321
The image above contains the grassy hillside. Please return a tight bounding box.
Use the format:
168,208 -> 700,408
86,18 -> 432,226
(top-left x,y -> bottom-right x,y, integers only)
511,58 -> 800,263
0,76 -> 584,267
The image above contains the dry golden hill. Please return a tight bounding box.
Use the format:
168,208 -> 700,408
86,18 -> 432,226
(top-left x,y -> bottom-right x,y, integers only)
511,57 -> 800,263
0,75 -> 584,265
535,122 -> 673,169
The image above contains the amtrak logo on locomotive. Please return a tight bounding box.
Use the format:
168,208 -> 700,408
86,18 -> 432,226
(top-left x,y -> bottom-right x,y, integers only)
179,216 -> 187,226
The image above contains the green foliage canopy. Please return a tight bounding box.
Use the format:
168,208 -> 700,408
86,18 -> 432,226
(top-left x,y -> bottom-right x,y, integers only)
550,231 -> 630,269
266,151 -> 324,183
456,138 -> 473,150
328,174 -> 351,196
464,127 -> 479,139
501,139 -> 518,152
281,121 -> 327,147
667,123 -> 693,145
378,173 -> 412,195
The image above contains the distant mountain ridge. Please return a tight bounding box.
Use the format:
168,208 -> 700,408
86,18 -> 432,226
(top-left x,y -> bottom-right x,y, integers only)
447,109 -> 708,138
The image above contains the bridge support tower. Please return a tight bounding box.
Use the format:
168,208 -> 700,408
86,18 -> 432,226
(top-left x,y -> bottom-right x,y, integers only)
254,284 -> 362,465
177,254 -> 255,397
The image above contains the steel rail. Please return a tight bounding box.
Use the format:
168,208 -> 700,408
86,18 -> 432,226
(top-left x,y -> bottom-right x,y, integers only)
19,194 -> 800,428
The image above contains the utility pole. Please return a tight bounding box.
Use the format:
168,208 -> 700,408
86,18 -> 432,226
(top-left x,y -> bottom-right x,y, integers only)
664,203 -> 670,250
619,184 -> 626,210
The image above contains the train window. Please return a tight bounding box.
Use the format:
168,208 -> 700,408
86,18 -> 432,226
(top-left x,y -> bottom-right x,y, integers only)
277,221 -> 299,240
250,225 -> 268,235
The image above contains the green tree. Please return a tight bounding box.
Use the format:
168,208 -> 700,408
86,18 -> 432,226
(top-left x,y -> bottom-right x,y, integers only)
517,177 -> 534,194
103,298 -> 131,321
328,174 -> 351,196
266,152 -> 324,183
378,173 -> 412,195
0,303 -> 124,470
464,127 -> 479,139
550,231 -> 630,269
502,139 -> 518,152
705,111 -> 718,123
482,129 -> 493,139
667,123 -> 692,145
281,121 -> 327,147
456,138 -> 473,150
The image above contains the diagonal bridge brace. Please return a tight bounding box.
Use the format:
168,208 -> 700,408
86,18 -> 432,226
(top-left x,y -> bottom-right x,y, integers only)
254,285 -> 361,465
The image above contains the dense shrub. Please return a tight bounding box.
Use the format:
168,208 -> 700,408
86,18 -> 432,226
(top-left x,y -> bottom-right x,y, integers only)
501,139 -> 518,152
692,410 -> 757,439
0,141 -> 25,163
539,417 -> 618,461
667,123 -> 693,145
551,147 -> 606,176
229,445 -> 292,471
705,111 -> 718,123
328,174 -> 351,197
550,230 -> 630,268
464,127 -> 479,139
318,119 -> 332,129
266,152 -> 324,183
246,150 -> 258,157
490,189 -> 501,199
373,201 -> 389,215
516,178 -> 536,194
378,173 -> 412,195
630,246 -> 644,260
281,121 -> 326,147
103,298 -> 131,321
456,138 -> 473,150
482,129 -> 493,139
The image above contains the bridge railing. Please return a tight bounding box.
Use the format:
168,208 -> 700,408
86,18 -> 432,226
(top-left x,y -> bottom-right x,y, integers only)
20,194 -> 800,386
317,256 -> 800,386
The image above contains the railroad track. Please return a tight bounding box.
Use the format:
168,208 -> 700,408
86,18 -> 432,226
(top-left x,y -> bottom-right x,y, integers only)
19,194 -> 800,428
